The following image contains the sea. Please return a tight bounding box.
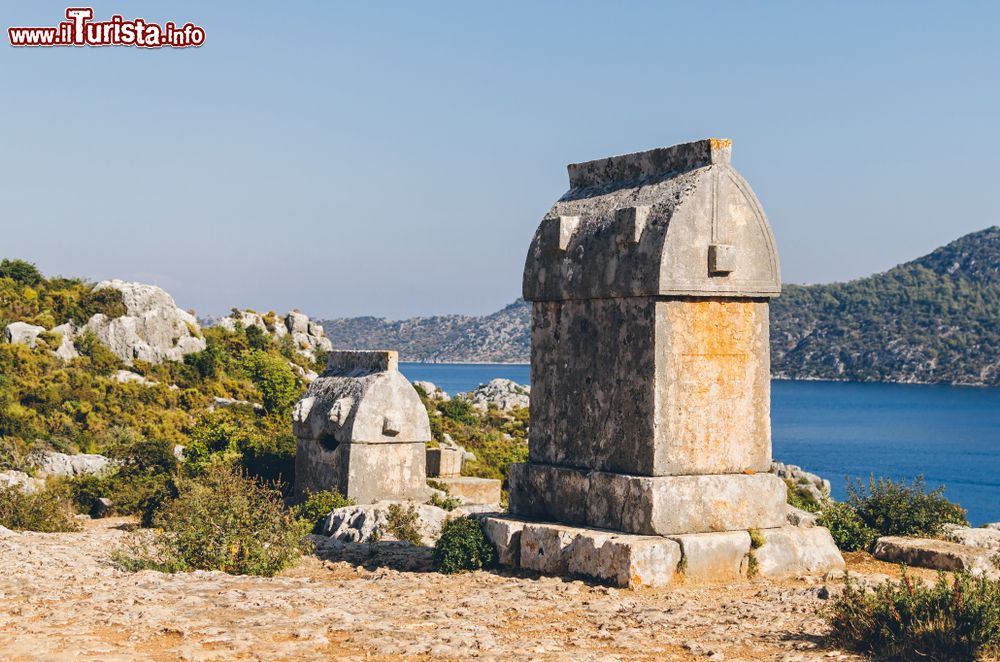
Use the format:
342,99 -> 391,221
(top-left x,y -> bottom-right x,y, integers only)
400,363 -> 1000,526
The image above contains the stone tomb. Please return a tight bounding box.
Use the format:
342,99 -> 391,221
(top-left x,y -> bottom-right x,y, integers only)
293,350 -> 431,503
483,139 -> 843,586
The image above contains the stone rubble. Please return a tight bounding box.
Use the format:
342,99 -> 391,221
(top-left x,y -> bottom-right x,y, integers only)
770,462 -> 831,505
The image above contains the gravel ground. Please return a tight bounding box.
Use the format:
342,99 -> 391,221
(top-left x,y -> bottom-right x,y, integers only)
0,518 -> 899,661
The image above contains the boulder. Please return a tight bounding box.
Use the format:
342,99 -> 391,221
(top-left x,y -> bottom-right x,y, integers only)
942,525 -> 1000,551
33,451 -> 111,478
414,381 -> 450,401
90,497 -> 114,518
210,397 -> 263,411
50,322 -> 79,360
3,322 -> 45,348
786,506 -> 818,528
873,536 -> 1000,577
0,470 -> 44,495
320,501 -> 487,547
462,379 -> 530,412
754,526 -> 845,578
113,370 -> 158,386
83,280 -> 205,364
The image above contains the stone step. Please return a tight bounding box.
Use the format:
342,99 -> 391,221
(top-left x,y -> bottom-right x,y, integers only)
873,536 -> 1000,577
480,516 -> 844,589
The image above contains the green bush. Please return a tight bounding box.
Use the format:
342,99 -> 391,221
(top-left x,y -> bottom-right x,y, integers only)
434,517 -> 495,574
0,483 -> 81,532
113,464 -> 308,576
848,475 -> 968,538
384,502 -> 423,546
428,491 -> 462,511
819,501 -> 879,552
438,399 -> 479,426
785,478 -> 823,513
294,489 -> 355,534
827,570 -> 1000,661
240,349 -> 301,413
0,259 -> 43,286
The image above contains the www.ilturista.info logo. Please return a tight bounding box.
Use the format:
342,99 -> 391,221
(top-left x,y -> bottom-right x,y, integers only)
8,8 -> 205,48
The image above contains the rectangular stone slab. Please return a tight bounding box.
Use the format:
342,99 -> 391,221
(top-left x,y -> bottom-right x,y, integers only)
431,476 -> 501,506
482,517 -> 681,589
668,531 -> 751,582
509,462 -> 787,535
296,439 -> 428,504
528,298 -> 771,477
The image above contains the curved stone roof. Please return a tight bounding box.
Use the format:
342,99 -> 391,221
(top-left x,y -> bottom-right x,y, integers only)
522,139 -> 781,301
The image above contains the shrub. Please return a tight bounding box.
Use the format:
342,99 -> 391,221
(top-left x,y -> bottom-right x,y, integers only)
785,478 -> 823,513
238,433 -> 297,492
427,491 -> 462,511
294,489 -> 355,534
848,475 -> 968,538
240,349 -> 301,413
827,570 -> 1000,661
0,259 -> 43,286
0,484 -> 81,532
438,399 -> 479,426
384,502 -> 423,546
818,501 -> 879,552
113,464 -> 308,576
748,527 -> 766,549
434,517 -> 495,574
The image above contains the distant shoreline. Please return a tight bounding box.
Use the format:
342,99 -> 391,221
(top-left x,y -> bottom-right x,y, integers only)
398,362 -> 995,389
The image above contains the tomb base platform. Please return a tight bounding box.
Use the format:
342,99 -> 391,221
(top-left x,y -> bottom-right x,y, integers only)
481,516 -> 845,588
430,476 -> 502,507
508,462 -> 788,536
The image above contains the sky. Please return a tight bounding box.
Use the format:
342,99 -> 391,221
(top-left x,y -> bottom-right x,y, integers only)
2,1 -> 999,319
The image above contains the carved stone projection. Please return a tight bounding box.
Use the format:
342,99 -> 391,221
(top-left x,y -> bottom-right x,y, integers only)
293,350 -> 430,503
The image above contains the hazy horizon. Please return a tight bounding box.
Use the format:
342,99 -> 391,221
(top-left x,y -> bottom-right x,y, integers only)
4,2 -> 999,319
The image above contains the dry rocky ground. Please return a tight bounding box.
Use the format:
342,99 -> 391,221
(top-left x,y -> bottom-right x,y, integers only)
0,518 -> 939,662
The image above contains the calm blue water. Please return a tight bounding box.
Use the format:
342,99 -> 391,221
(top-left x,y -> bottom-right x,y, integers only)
400,363 -> 1000,525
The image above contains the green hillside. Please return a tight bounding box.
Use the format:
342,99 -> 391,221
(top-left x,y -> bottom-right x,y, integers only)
770,226 -> 1000,386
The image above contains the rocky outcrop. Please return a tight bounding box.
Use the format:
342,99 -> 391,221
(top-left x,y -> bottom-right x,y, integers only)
50,323 -> 79,360
82,280 -> 205,364
32,451 -> 111,478
3,322 -> 45,348
413,381 -> 450,401
461,379 -> 530,412
770,461 -> 831,505
0,470 -> 44,495
215,309 -> 332,361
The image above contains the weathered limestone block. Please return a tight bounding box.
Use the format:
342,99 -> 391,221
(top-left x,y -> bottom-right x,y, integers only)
754,526 -> 845,578
509,463 -> 787,535
293,350 -> 431,503
942,524 -> 1000,551
431,476 -> 501,506
521,139 -> 779,480
503,519 -> 681,588
668,531 -> 751,582
529,298 -> 771,476
873,537 -> 1000,577
426,447 -> 463,478
480,516 -> 525,567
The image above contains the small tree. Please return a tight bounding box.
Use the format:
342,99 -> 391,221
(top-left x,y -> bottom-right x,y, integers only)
241,349 -> 300,413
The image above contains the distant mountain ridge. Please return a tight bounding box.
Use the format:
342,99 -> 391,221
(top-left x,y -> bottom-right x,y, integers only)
321,227 -> 1000,386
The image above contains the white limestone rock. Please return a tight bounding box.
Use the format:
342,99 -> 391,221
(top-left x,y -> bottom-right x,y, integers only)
873,536 -> 1000,578
32,451 -> 111,478
216,309 -> 332,361
83,280 -> 205,364
413,381 -> 450,401
3,322 -> 45,348
320,501 -> 484,547
461,379 -> 530,412
0,470 -> 44,495
942,524 -> 1000,551
50,322 -> 79,360
754,526 -> 845,578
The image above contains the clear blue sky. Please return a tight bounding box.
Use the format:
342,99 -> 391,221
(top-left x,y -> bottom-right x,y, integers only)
3,1 -> 998,318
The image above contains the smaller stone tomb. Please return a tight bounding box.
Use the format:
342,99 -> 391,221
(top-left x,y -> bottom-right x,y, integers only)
293,350 -> 431,503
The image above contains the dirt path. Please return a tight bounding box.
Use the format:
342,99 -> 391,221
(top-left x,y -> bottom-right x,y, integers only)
0,518 -> 907,661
